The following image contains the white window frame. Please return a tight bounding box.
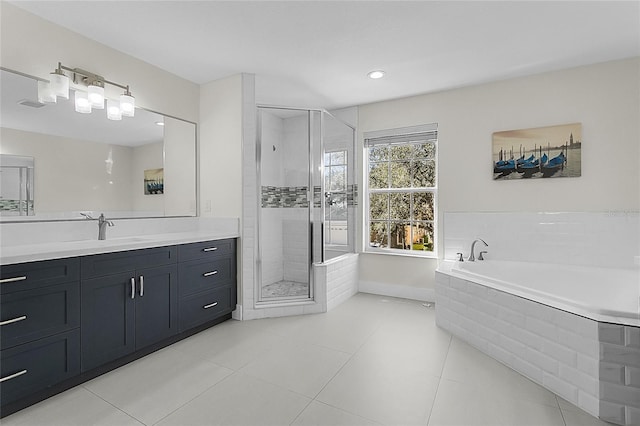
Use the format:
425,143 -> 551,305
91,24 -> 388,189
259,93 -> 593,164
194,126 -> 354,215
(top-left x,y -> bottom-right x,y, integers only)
363,124 -> 438,258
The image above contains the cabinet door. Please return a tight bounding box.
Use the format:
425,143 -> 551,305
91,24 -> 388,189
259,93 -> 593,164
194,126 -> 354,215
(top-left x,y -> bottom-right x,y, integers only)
134,264 -> 178,349
81,272 -> 135,372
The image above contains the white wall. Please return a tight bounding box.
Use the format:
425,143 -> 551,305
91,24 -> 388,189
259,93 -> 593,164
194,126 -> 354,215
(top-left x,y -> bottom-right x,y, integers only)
358,58 -> 640,299
199,74 -> 243,217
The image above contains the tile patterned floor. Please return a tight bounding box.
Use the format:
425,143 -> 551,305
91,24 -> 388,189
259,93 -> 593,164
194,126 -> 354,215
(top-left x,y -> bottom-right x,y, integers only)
2,293 -> 614,426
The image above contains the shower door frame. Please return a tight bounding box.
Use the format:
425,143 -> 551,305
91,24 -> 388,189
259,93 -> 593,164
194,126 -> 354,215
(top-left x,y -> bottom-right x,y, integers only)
255,105 -> 318,306
255,105 -> 356,307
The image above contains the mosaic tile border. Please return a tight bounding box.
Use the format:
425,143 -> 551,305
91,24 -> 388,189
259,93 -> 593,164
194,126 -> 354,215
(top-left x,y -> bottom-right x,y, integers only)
263,185 -> 357,209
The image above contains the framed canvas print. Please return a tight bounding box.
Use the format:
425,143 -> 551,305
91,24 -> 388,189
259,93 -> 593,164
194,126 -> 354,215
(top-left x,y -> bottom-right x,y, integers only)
493,123 -> 581,180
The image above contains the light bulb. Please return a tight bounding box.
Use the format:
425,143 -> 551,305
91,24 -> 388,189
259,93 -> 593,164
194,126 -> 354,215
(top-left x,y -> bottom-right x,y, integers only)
37,81 -> 56,103
88,84 -> 105,109
75,91 -> 92,113
120,93 -> 135,117
107,99 -> 122,120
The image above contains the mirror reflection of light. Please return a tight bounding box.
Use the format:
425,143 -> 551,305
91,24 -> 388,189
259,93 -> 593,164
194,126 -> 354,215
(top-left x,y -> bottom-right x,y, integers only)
105,148 -> 113,175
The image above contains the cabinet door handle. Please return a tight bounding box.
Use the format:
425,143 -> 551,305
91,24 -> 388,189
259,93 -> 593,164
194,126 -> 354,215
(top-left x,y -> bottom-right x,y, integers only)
130,277 -> 136,299
203,271 -> 218,277
0,315 -> 27,326
203,247 -> 218,252
139,275 -> 144,297
203,302 -> 218,309
0,276 -> 27,284
0,369 -> 27,383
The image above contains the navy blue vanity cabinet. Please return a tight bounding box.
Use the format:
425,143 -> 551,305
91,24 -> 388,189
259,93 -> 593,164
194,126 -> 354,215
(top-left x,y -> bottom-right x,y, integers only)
80,246 -> 178,371
0,258 -> 81,408
177,239 -> 237,332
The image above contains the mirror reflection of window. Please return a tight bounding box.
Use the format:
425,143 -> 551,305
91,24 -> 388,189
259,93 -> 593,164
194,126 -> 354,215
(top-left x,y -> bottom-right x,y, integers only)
0,155 -> 34,216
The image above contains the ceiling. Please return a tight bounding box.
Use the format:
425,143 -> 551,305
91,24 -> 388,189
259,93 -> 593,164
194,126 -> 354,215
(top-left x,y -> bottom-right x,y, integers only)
9,1 -> 640,110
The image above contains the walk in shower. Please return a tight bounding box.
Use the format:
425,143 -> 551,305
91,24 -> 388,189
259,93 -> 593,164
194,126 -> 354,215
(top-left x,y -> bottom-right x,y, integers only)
256,106 -> 356,303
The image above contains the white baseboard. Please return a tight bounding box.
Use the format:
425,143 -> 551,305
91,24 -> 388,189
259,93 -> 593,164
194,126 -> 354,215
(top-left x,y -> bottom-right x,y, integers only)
358,280 -> 435,302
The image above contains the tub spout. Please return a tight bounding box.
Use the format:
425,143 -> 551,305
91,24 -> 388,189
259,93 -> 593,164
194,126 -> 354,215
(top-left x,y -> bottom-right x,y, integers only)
468,238 -> 488,262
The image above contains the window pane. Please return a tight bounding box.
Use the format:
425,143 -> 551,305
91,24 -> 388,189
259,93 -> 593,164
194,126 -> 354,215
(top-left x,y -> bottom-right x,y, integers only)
390,145 -> 413,160
324,152 -> 331,166
368,146 -> 388,162
412,192 -> 434,221
369,162 -> 388,188
389,221 -> 410,250
413,159 -> 436,187
330,165 -> 346,191
389,192 -> 410,220
390,161 -> 411,188
413,143 -> 436,159
369,193 -> 389,220
369,221 -> 388,248
329,193 -> 347,220
410,222 -> 434,251
330,151 -> 346,165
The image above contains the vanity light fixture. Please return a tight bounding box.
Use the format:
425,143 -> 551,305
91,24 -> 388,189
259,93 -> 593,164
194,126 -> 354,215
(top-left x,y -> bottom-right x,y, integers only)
367,70 -> 385,79
38,62 -> 135,120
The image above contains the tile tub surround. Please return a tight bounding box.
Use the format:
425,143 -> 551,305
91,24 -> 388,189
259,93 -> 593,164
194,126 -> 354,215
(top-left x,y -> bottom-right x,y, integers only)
443,211 -> 640,269
435,271 -> 640,426
0,217 -> 239,265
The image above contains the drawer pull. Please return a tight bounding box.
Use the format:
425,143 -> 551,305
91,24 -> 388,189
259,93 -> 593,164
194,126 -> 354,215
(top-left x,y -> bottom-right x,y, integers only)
0,276 -> 27,284
130,277 -> 136,299
203,247 -> 218,252
203,302 -> 218,309
0,369 -> 27,383
139,275 -> 144,297
0,315 -> 27,326
203,271 -> 218,277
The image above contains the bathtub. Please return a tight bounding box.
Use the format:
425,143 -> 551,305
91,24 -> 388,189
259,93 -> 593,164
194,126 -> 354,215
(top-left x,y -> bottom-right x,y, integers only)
435,260 -> 640,426
444,260 -> 640,326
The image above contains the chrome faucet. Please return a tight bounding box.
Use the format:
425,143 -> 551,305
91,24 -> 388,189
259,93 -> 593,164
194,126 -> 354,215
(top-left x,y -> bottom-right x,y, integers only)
468,238 -> 488,261
80,212 -> 114,240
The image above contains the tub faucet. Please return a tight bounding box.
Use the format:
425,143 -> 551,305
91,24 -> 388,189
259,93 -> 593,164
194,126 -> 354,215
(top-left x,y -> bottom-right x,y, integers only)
81,212 -> 115,240
468,238 -> 488,261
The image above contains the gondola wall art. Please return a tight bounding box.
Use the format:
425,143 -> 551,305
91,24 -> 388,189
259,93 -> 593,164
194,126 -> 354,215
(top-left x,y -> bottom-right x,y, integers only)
492,123 -> 581,180
144,168 -> 164,194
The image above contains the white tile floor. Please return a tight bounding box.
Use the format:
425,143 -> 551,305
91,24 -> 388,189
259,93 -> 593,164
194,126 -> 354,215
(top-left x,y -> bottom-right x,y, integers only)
2,293 -> 614,426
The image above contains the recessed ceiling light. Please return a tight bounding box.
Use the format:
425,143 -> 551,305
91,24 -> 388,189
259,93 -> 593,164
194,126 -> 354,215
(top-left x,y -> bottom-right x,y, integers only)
155,121 -> 165,126
367,70 -> 385,79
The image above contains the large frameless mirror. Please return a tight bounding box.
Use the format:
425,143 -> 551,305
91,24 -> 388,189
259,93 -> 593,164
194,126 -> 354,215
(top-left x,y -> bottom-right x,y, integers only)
0,68 -> 197,221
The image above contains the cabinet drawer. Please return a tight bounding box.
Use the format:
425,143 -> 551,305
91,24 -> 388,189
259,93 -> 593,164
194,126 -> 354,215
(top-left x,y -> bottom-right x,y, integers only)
177,238 -> 236,262
178,257 -> 235,297
81,246 -> 177,278
1,258 -> 80,294
0,329 -> 80,407
179,286 -> 234,332
1,282 -> 80,350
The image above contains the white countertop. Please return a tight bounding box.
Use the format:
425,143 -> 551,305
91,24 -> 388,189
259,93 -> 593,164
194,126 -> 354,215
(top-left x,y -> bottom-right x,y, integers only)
1,218 -> 240,265
0,231 -> 238,265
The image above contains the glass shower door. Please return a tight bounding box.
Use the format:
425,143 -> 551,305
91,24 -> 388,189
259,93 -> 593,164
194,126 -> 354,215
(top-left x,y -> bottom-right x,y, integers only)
257,107 -> 313,302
